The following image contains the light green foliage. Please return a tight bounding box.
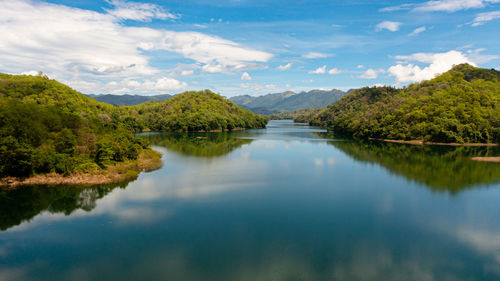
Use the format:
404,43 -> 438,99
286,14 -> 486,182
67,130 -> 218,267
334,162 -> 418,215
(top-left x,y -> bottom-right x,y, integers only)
311,64 -> 500,143
0,74 -> 268,179
0,73 -> 149,178
119,90 -> 268,132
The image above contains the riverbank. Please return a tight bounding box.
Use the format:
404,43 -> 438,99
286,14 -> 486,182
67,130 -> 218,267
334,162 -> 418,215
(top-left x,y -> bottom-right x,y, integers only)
369,138 -> 499,147
0,149 -> 163,188
471,157 -> 500,163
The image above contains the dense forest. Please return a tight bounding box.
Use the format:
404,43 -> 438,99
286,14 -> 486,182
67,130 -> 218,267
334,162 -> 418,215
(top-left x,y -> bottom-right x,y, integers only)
118,90 -> 268,132
307,64 -> 500,144
0,73 -> 152,178
0,73 -> 267,180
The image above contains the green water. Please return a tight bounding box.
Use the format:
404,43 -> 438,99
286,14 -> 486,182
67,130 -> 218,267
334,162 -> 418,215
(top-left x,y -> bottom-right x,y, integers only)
1,120 -> 500,281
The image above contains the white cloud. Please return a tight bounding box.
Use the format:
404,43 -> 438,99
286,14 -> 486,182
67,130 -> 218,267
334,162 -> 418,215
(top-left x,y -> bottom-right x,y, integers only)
380,3 -> 415,12
357,65 -> 365,69
152,77 -> 187,90
328,68 -> 342,75
471,11 -> 500,26
309,65 -> 327,74
382,0 -> 500,12
375,21 -> 402,32
359,69 -> 381,79
180,70 -> 194,76
193,24 -> 208,28
278,63 -> 292,70
388,50 -> 474,83
240,72 -> 252,80
409,26 -> 427,36
0,0 -> 272,94
413,0 -> 500,12
466,48 -> 500,63
105,0 -> 179,22
302,52 -> 331,59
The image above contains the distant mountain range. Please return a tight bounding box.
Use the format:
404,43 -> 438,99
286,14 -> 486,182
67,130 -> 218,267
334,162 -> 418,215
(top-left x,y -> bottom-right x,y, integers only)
230,89 -> 346,114
87,93 -> 172,106
87,89 -> 346,113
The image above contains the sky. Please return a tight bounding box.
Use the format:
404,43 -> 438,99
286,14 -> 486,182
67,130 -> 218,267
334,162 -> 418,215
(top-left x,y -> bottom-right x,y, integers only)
0,0 -> 499,97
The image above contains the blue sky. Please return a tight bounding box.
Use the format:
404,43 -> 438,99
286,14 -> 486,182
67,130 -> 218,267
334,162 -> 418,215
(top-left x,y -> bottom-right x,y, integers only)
0,0 -> 499,97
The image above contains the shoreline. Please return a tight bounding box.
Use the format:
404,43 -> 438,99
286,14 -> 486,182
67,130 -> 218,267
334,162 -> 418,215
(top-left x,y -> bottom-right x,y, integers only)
141,127 -> 265,133
471,157 -> 500,163
0,149 -> 163,189
369,138 -> 499,147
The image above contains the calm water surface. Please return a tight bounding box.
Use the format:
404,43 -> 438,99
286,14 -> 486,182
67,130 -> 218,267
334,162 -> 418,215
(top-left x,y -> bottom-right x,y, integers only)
1,120 -> 500,281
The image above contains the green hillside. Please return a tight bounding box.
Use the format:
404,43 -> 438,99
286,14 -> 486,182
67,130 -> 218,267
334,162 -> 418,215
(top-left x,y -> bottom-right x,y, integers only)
119,90 -> 268,132
0,73 -> 152,179
312,64 -> 500,144
0,74 -> 266,181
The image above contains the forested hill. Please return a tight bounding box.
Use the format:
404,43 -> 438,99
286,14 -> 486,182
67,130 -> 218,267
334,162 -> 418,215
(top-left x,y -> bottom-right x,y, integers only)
310,64 -> 500,144
87,93 -> 172,106
0,73 -> 267,180
0,73 -> 151,178
230,89 -> 346,113
119,90 -> 268,132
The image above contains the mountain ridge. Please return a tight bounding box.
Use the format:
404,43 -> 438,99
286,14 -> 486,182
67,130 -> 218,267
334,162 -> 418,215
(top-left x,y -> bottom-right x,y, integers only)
230,89 -> 346,113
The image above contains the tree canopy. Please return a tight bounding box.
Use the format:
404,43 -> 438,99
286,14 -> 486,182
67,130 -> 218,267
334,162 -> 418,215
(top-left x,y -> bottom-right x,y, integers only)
308,64 -> 500,143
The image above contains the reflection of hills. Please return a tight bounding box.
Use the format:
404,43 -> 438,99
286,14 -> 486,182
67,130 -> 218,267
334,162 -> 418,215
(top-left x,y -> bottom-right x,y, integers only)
329,139 -> 500,192
144,132 -> 253,157
0,183 -> 126,231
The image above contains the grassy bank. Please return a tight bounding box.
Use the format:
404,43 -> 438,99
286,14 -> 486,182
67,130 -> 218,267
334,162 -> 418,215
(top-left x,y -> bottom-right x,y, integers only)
0,149 -> 162,188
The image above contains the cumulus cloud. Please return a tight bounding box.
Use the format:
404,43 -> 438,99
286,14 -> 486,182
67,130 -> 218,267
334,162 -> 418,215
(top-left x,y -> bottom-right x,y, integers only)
328,68 -> 342,75
388,50 -> 474,83
309,65 -> 327,74
0,0 -> 272,94
375,21 -> 402,32
409,26 -> 427,36
471,11 -> 500,26
240,72 -> 252,80
302,52 -> 331,59
278,63 -> 292,70
359,69 -> 383,79
105,0 -> 179,22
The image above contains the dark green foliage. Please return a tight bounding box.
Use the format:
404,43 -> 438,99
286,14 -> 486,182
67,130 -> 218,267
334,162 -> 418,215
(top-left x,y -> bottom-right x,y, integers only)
119,90 -> 268,132
312,64 -> 500,143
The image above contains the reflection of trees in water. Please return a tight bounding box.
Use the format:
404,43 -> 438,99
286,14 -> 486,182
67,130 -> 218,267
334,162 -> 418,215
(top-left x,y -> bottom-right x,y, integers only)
0,182 -> 127,231
143,132 -> 253,157
320,135 -> 500,192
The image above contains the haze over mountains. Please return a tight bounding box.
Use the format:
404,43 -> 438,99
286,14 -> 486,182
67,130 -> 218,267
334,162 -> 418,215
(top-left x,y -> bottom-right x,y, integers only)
230,89 -> 346,114
87,89 -> 347,114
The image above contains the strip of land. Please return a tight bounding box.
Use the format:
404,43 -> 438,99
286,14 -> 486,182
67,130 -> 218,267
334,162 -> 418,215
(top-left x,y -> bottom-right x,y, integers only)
370,138 -> 499,147
471,157 -> 500,163
0,149 -> 162,188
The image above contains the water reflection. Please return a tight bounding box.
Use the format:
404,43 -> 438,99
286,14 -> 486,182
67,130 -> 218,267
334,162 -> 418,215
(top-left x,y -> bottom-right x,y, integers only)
324,137 -> 500,193
0,183 -> 126,231
2,121 -> 500,281
142,132 -> 253,157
